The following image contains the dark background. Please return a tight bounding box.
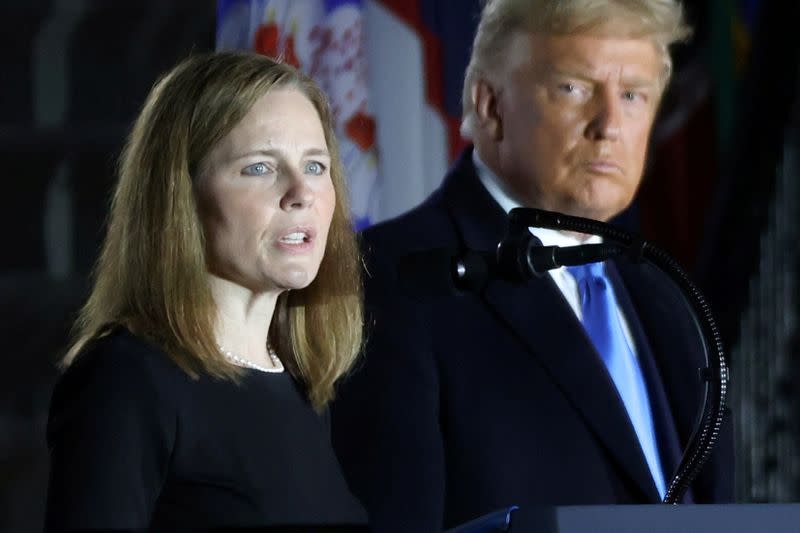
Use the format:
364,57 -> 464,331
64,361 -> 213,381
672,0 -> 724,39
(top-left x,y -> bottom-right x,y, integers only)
2,0 -> 799,531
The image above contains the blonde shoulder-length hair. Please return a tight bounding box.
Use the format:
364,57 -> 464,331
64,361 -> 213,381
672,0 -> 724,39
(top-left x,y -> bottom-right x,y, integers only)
64,51 -> 363,410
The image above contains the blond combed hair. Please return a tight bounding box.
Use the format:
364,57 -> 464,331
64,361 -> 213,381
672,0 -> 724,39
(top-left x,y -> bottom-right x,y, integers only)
461,0 -> 692,138
64,52 -> 363,410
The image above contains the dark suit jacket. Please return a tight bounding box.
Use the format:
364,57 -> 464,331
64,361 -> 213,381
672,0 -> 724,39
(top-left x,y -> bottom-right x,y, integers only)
332,148 -> 734,532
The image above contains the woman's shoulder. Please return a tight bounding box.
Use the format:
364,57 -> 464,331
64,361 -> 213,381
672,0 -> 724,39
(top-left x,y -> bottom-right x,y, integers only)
74,328 -> 184,378
53,328 -> 188,409
47,328 -> 185,455
46,329 -> 180,529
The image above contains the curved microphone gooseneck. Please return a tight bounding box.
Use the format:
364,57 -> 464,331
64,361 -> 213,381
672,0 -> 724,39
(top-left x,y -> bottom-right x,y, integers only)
499,207 -> 729,505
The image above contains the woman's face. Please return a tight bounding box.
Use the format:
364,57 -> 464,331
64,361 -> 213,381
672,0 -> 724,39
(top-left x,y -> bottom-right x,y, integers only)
195,87 -> 336,293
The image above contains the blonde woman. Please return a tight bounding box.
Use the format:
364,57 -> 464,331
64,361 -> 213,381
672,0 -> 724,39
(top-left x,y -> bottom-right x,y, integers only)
45,52 -> 365,530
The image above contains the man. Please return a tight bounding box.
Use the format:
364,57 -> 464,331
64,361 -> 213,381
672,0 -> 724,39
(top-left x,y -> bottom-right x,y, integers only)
332,1 -> 734,531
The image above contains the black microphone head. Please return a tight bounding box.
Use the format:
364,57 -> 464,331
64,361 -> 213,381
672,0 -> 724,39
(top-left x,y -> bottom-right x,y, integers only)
496,232 -> 546,281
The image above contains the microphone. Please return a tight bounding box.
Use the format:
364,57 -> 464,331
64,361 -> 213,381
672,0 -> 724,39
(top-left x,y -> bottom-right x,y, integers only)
497,231 -> 624,282
397,237 -> 623,296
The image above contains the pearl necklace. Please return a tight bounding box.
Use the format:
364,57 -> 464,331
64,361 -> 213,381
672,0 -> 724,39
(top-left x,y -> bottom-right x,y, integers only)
219,344 -> 284,374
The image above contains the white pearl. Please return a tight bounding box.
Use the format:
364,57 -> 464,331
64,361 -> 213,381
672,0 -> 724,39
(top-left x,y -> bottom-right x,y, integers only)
218,345 -> 284,374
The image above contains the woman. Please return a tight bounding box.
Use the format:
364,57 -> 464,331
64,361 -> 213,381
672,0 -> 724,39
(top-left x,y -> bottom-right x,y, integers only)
45,52 -> 366,530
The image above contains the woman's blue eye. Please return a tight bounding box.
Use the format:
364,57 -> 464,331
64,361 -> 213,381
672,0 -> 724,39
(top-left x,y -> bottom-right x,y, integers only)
242,162 -> 269,176
305,161 -> 325,175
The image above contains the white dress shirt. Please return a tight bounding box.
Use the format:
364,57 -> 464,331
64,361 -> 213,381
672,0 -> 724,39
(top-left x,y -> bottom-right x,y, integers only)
472,150 -> 638,353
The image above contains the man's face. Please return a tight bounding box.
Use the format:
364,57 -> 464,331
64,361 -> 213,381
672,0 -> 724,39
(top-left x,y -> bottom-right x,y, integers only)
491,32 -> 663,222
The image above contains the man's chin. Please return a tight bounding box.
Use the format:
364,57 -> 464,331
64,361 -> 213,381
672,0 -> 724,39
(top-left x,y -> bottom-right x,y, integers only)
520,190 -> 631,223
560,202 -> 628,223
572,189 -> 635,222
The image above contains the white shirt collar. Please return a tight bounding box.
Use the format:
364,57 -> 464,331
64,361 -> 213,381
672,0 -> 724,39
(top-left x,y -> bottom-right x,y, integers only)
472,149 -> 602,246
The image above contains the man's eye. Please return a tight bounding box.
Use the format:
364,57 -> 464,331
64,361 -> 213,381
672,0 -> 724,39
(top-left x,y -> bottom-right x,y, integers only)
242,162 -> 270,176
305,161 -> 326,175
623,91 -> 645,102
557,83 -> 588,99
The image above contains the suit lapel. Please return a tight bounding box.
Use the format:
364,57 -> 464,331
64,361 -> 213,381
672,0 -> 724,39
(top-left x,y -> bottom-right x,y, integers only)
441,149 -> 661,501
612,260 -> 700,503
481,277 -> 661,501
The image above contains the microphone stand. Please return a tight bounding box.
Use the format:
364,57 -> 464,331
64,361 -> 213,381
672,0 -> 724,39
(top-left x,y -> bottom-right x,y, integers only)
498,207 -> 729,505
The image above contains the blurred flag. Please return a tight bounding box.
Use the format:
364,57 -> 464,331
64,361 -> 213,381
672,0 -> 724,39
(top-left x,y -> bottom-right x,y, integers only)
217,0 -> 379,229
712,0 -> 762,156
377,1 -> 475,162
638,0 -> 764,269
355,1 -> 481,221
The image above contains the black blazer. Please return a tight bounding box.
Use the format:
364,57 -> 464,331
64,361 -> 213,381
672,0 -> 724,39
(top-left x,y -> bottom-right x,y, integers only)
331,148 -> 734,532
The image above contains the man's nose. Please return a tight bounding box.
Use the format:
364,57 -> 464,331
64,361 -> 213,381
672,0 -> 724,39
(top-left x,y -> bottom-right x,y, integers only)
586,88 -> 622,142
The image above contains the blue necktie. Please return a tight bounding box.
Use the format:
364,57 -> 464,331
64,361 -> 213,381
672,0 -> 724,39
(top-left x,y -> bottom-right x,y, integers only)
566,262 -> 667,498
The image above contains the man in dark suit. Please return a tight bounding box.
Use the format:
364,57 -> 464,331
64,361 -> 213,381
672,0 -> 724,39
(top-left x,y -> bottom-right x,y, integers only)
332,1 -> 734,531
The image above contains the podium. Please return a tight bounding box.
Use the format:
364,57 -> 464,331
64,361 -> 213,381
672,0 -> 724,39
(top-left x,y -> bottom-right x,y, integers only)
512,504 -> 800,532
449,504 -> 800,532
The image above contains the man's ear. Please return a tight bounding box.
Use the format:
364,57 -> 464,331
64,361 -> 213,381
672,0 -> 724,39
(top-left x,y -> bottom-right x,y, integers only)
473,78 -> 503,141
